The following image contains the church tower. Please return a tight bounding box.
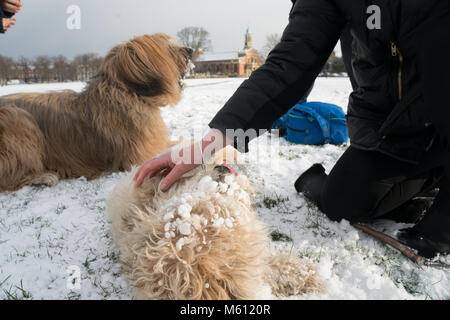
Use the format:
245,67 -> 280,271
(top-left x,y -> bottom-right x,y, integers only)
244,28 -> 252,50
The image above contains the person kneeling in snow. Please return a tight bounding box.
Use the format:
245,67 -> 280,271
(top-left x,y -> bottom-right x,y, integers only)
135,0 -> 450,259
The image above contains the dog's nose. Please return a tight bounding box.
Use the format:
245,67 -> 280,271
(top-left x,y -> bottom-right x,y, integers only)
185,47 -> 194,59
214,164 -> 238,176
214,165 -> 231,174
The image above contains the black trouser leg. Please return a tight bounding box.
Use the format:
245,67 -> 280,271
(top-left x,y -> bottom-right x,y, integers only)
320,146 -> 446,224
413,170 -> 450,243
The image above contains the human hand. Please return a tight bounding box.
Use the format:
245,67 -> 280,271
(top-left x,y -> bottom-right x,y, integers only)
1,0 -> 22,14
134,143 -> 202,191
134,129 -> 229,191
2,17 -> 15,32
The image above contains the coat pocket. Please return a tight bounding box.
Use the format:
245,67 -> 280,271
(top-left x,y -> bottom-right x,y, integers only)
378,92 -> 427,136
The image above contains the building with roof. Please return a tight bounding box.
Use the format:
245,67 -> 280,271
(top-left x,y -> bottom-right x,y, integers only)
193,29 -> 262,78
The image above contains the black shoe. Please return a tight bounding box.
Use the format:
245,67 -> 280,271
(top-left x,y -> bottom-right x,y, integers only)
397,227 -> 450,259
295,164 -> 327,206
415,188 -> 439,198
380,198 -> 433,224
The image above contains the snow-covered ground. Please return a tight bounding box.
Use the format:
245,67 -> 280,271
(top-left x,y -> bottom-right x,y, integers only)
0,78 -> 448,300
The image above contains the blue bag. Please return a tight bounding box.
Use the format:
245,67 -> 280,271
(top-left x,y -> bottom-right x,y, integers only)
272,101 -> 348,145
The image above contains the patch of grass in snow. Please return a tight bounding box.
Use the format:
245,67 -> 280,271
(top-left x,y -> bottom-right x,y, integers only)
83,255 -> 98,276
55,204 -> 67,215
278,151 -> 301,161
382,254 -> 446,298
396,269 -> 422,296
0,275 -> 11,288
298,247 -> 323,264
13,248 -> 30,259
423,276 -> 448,300
103,250 -> 120,265
1,279 -> 33,300
67,291 -> 81,300
350,237 -> 444,298
92,277 -> 125,299
260,194 -> 290,214
271,231 -> 293,242
302,205 -> 335,238
0,217 -> 7,231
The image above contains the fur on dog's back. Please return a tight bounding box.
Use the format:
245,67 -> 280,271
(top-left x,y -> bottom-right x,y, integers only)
1,87 -> 170,179
107,165 -> 323,300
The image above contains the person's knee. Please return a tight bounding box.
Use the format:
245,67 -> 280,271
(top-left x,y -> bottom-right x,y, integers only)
320,179 -> 374,223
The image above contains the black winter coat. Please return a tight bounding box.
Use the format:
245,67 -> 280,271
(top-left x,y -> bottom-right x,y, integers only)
209,0 -> 450,164
0,8 -> 15,34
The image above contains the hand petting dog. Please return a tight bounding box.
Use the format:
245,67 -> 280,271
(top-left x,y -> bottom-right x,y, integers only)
135,129 -> 230,191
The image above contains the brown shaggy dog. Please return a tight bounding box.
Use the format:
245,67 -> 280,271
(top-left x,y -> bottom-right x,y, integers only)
0,33 -> 192,192
106,153 -> 322,300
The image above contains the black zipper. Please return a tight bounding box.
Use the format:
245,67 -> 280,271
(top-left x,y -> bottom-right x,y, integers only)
388,1 -> 403,102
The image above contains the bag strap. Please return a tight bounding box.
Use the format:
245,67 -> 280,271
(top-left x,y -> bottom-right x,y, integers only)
292,104 -> 331,142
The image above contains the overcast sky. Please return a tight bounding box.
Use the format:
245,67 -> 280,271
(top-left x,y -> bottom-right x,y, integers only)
0,0 -> 298,59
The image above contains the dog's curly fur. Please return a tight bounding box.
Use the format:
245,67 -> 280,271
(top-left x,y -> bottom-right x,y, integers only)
107,157 -> 322,300
0,33 -> 191,192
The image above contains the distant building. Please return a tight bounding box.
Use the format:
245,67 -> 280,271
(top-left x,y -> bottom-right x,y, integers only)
194,28 -> 262,78
14,66 -> 36,84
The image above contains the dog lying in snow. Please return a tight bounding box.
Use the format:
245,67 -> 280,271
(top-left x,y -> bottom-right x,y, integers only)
0,33 -> 191,192
106,147 -> 322,299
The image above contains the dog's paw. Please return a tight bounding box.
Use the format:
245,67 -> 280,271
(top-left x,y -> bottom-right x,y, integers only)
30,172 -> 59,187
266,254 -> 323,297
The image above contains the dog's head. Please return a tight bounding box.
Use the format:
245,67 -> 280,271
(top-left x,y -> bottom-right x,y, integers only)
100,33 -> 192,106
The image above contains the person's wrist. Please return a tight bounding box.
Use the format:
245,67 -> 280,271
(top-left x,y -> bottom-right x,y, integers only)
200,129 -> 229,164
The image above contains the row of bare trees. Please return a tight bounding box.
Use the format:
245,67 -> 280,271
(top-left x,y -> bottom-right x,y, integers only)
0,28 -> 343,85
259,33 -> 346,74
0,53 -> 103,85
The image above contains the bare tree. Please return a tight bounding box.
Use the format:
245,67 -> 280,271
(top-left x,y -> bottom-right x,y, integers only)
16,56 -> 32,83
33,56 -> 52,83
0,55 -> 14,85
260,33 -> 281,62
176,26 -> 212,61
72,53 -> 103,81
52,55 -> 71,82
0,53 -> 105,84
323,54 -> 346,75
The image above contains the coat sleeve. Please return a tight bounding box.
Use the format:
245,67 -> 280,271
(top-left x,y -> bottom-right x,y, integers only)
3,9 -> 14,18
0,10 -> 5,34
208,0 -> 346,152
0,8 -> 13,34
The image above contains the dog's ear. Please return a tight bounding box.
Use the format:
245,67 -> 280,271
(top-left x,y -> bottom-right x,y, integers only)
102,42 -> 166,97
101,34 -> 183,103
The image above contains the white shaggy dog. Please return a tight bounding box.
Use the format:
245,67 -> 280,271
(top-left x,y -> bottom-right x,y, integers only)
106,151 -> 322,299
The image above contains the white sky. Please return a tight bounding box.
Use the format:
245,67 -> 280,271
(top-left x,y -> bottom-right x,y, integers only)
1,0 -> 296,59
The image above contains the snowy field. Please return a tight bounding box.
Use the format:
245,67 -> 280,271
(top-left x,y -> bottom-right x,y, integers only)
0,78 -> 448,300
